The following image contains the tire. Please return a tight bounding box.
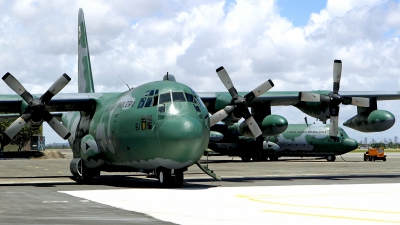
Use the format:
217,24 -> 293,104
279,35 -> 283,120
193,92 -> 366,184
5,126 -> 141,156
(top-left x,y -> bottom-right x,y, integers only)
75,165 -> 99,185
363,155 -> 367,161
172,170 -> 184,188
371,157 -> 375,161
383,158 -> 387,162
326,155 -> 336,162
157,168 -> 172,187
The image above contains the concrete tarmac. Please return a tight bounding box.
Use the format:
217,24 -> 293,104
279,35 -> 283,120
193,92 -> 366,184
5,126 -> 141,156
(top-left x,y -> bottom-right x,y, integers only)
1,150 -> 400,224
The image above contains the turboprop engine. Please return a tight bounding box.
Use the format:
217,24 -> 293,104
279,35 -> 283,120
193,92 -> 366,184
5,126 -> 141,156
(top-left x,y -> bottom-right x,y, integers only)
239,114 -> 288,137
343,110 -> 395,132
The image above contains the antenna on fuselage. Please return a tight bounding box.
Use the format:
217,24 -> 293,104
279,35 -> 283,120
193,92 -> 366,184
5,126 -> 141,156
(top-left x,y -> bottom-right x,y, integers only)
305,117 -> 308,127
163,72 -> 176,81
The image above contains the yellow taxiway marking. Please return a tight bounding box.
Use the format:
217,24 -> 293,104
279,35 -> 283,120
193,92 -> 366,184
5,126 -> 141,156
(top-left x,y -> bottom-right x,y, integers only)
261,208 -> 400,224
238,194 -> 400,223
237,193 -> 400,214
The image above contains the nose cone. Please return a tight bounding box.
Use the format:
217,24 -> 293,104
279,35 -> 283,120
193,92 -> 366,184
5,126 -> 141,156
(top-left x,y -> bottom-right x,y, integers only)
159,115 -> 207,165
343,138 -> 359,151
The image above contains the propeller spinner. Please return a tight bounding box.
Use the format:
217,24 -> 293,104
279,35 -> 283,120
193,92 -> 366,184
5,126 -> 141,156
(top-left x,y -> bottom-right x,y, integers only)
1,73 -> 71,147
298,60 -> 370,139
210,66 -> 274,141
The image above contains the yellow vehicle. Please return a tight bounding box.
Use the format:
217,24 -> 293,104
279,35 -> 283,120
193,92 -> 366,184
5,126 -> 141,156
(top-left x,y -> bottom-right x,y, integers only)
364,147 -> 386,161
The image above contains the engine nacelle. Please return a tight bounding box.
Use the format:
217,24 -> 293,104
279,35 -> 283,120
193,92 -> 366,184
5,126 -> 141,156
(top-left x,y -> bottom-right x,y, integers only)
239,114 -> 288,137
222,113 -> 241,126
343,110 -> 395,132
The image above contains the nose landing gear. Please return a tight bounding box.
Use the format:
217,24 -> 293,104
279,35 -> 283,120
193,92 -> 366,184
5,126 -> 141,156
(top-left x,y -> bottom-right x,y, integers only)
156,167 -> 184,188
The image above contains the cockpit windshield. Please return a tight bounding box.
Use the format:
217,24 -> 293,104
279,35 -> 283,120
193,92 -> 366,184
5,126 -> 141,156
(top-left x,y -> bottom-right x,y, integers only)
172,92 -> 186,102
185,93 -> 194,102
159,93 -> 171,104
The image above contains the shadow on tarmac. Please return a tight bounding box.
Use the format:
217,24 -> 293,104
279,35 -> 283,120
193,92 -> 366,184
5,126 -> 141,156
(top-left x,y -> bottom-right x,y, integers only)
1,174 -> 399,189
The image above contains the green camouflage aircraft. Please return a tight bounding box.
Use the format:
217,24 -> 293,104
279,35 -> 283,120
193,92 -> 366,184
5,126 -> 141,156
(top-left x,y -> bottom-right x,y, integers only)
209,123 -> 358,162
1,8 -> 399,187
0,9 -> 274,187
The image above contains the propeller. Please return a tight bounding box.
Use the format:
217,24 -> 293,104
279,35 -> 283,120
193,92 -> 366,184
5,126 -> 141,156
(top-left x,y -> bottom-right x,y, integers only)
209,66 -> 274,141
298,60 -> 370,139
1,72 -> 71,147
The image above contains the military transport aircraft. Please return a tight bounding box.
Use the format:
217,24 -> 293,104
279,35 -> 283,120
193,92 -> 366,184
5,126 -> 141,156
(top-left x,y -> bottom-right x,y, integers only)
209,122 -> 359,162
0,9 -> 275,187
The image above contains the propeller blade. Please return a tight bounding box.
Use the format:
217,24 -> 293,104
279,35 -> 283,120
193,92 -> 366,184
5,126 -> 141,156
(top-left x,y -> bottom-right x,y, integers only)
350,97 -> 370,107
2,72 -> 33,104
216,66 -> 238,99
210,110 -> 228,127
333,60 -> 342,93
43,111 -> 71,139
245,116 -> 263,138
299,92 -> 321,102
41,74 -> 71,103
329,116 -> 339,138
244,80 -> 274,102
209,106 -> 235,127
3,114 -> 31,141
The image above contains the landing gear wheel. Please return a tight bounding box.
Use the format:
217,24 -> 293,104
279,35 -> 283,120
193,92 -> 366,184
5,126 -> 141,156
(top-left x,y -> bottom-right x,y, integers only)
157,168 -> 172,187
71,158 -> 100,184
326,155 -> 336,162
172,170 -> 184,188
157,168 -> 184,188
76,168 -> 100,184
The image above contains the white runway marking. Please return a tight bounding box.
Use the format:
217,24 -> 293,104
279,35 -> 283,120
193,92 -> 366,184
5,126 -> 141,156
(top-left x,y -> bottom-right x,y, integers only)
61,183 -> 400,225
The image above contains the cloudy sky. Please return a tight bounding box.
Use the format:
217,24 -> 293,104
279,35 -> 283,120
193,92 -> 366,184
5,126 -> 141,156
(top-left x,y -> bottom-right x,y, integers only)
1,0 -> 400,144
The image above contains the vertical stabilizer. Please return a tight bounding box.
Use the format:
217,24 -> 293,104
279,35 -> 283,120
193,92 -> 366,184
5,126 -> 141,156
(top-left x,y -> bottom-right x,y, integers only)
78,8 -> 95,93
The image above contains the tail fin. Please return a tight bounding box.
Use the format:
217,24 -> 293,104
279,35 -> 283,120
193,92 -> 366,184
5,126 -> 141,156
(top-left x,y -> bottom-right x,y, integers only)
78,8 -> 95,93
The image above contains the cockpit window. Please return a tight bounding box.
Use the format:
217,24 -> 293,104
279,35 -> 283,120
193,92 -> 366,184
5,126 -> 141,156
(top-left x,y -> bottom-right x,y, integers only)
193,96 -> 199,104
195,95 -> 206,107
159,93 -> 171,104
144,97 -> 153,107
144,90 -> 150,96
137,98 -> 146,108
149,90 -> 154,96
172,92 -> 186,102
185,93 -> 194,103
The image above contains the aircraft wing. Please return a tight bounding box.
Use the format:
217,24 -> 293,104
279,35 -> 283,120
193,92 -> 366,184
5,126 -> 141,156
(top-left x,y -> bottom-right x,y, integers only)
198,91 -> 300,110
0,93 -> 114,114
339,91 -> 400,100
199,91 -> 400,111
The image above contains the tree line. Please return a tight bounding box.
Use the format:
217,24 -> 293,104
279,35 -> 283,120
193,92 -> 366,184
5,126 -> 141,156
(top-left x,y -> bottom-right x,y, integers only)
0,121 -> 39,153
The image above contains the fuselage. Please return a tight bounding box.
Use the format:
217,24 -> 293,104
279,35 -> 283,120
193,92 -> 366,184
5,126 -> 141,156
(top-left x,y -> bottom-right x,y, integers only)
267,124 -> 359,157
62,80 -> 210,171
209,124 -> 358,159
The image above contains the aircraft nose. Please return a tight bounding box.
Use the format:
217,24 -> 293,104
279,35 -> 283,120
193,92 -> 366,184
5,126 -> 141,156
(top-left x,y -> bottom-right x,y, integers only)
343,138 -> 359,150
159,115 -> 206,164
